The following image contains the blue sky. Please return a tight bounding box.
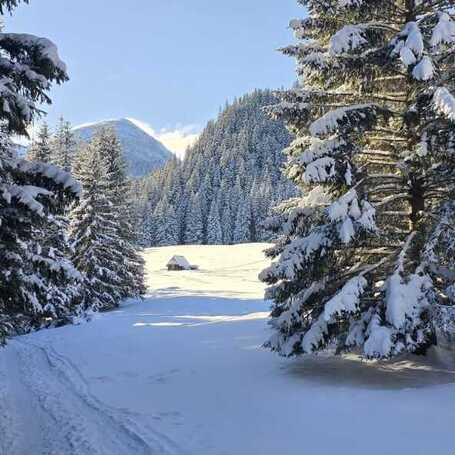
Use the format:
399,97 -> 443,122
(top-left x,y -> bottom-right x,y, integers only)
5,0 -> 303,150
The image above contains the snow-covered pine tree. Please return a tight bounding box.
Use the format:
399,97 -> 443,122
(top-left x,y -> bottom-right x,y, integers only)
207,198 -> 222,245
260,0 -> 455,359
51,117 -> 77,171
221,203 -> 234,245
0,2 -> 82,341
154,199 -> 178,246
27,121 -> 83,316
91,127 -> 146,298
184,192 -> 204,244
250,179 -> 274,242
27,122 -> 52,162
141,207 -> 157,245
69,144 -> 123,311
233,197 -> 252,244
1,132 -> 82,339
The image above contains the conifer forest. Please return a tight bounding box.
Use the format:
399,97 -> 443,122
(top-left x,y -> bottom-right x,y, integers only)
1,1 -> 454,454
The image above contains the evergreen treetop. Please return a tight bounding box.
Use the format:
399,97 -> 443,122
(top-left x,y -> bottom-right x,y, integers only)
51,117 -> 77,171
27,122 -> 52,162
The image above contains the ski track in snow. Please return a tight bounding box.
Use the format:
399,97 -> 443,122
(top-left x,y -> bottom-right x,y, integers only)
2,339 -> 187,455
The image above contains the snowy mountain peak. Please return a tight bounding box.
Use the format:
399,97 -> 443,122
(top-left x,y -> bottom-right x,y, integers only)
73,118 -> 172,178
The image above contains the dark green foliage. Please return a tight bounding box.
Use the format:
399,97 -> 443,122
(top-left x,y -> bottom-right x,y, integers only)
69,128 -> 145,310
0,2 -> 82,343
137,89 -> 297,246
261,0 -> 455,359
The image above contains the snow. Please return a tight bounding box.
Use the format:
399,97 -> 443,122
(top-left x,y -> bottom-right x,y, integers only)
1,184 -> 51,215
392,22 -> 424,69
391,22 -> 437,81
327,190 -> 376,243
402,22 -> 424,58
2,244 -> 455,455
324,275 -> 368,321
0,33 -> 67,74
301,314 -> 328,354
430,13 -> 455,47
18,160 -> 82,195
433,87 -> 455,121
329,25 -> 367,55
400,45 -> 417,65
73,119 -> 119,130
260,227 -> 333,281
385,272 -> 432,331
412,56 -> 434,81
304,156 -> 336,183
300,185 -> 330,207
309,104 -> 372,137
364,313 -> 395,358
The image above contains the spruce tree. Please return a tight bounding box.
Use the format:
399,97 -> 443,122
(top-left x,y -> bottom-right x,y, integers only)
142,208 -> 158,246
260,1 -> 455,359
154,199 -> 178,246
27,122 -> 52,162
207,198 -> 222,245
91,127 -> 146,298
25,121 -> 80,316
69,144 -> 123,311
233,197 -> 252,244
184,192 -> 204,245
1,132 -> 82,339
0,1 -> 81,341
51,117 -> 77,171
221,204 -> 233,245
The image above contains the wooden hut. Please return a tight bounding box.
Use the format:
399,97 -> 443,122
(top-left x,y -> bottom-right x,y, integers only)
166,255 -> 192,271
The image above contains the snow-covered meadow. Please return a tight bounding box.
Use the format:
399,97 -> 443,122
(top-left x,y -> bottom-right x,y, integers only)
1,244 -> 455,455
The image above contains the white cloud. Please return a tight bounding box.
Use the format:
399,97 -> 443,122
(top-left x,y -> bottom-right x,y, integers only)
127,118 -> 200,159
154,129 -> 199,159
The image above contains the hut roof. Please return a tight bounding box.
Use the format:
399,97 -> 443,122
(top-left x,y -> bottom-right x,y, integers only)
167,255 -> 191,270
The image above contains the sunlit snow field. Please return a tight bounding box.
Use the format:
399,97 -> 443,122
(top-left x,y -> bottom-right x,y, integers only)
1,244 -> 455,455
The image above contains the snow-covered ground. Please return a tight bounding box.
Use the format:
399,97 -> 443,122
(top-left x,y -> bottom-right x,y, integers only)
1,244 -> 455,455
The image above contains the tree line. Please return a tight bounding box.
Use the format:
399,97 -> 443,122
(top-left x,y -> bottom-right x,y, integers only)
132,90 -> 299,247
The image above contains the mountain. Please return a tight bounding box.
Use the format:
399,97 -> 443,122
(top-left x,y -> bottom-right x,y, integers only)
134,89 -> 298,246
73,118 -> 172,178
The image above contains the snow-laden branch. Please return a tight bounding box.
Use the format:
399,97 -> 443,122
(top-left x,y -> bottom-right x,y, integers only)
433,87 -> 455,121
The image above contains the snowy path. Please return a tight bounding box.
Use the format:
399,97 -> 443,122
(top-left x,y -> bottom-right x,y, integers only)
2,244 -> 455,455
1,339 -> 186,455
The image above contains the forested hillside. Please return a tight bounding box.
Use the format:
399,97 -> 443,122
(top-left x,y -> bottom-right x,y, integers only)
135,89 -> 297,246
